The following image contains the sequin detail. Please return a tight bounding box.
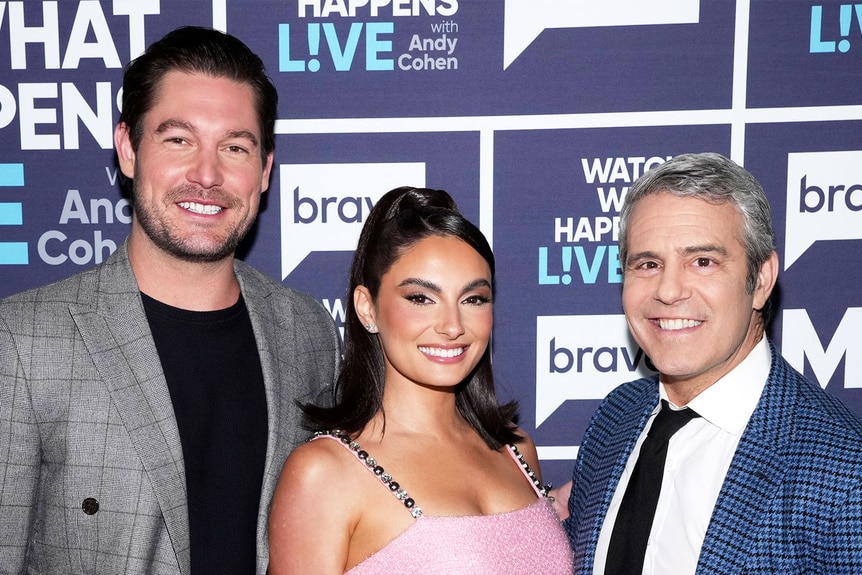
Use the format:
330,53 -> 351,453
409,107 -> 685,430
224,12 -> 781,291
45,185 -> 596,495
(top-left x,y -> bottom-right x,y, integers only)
508,442 -> 554,498
313,430 -> 423,518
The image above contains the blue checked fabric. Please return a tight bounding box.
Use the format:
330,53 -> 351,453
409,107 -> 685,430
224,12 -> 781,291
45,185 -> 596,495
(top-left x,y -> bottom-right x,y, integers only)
564,342 -> 862,574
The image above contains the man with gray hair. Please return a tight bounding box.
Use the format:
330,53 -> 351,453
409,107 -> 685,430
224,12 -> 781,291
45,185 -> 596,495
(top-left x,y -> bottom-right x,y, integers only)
563,152 -> 862,574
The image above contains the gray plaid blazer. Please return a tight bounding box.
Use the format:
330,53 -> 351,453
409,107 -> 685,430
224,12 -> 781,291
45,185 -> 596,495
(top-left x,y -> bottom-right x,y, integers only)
0,241 -> 340,575
564,342 -> 862,574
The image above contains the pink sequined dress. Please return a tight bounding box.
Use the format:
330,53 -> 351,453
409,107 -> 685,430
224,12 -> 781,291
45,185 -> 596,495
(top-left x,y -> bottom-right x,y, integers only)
313,431 -> 574,575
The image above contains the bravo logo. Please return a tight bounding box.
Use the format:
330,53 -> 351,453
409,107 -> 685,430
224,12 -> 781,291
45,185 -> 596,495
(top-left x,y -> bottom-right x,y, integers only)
785,151 -> 862,270
279,162 -> 425,279
782,308 -> 862,389
535,314 -> 655,426
502,0 -> 700,69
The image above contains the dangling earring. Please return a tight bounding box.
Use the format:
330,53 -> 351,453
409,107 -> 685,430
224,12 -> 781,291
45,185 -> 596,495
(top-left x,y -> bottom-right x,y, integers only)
365,323 -> 378,333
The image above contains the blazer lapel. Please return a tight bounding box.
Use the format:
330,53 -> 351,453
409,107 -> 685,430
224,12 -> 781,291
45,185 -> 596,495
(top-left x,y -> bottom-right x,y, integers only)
236,264 -> 289,575
575,380 -> 659,572
241,271 -> 283,497
697,350 -> 793,573
72,245 -> 191,575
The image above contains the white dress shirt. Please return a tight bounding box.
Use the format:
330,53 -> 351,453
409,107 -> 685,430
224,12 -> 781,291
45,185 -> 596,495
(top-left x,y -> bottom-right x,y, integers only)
593,337 -> 771,575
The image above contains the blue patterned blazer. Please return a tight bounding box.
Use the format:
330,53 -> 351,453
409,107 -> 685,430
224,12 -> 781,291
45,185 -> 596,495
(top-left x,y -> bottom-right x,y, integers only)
564,342 -> 862,574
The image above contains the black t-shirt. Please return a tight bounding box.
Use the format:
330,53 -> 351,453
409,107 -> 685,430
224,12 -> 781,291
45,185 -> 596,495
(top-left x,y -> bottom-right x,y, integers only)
142,293 -> 267,574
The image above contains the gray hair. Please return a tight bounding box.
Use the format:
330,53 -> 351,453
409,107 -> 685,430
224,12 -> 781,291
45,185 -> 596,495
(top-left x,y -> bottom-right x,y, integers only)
619,152 -> 775,294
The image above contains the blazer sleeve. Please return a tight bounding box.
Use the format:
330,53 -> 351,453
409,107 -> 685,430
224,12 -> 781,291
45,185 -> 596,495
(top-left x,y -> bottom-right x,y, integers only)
0,314 -> 41,572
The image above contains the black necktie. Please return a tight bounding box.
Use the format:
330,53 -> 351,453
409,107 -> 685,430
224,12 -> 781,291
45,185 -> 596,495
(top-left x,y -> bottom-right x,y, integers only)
605,400 -> 701,575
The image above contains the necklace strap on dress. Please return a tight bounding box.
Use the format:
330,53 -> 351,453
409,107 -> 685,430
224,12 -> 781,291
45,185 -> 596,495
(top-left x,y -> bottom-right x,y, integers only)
311,430 -> 423,518
507,443 -> 553,499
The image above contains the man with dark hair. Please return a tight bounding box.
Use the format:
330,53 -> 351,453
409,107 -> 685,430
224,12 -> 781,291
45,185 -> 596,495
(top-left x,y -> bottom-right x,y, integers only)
0,27 -> 340,574
563,152 -> 862,574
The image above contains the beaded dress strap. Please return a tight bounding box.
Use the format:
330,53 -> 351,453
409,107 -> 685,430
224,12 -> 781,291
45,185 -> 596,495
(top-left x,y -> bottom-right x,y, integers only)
311,430 -> 422,518
507,443 -> 553,499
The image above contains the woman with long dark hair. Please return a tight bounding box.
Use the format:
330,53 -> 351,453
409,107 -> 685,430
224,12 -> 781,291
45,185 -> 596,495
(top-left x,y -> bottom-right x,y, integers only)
268,187 -> 572,574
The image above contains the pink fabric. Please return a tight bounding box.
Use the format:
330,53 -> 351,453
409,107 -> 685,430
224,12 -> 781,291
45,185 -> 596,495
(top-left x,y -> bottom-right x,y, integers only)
346,498 -> 573,575
313,434 -> 573,574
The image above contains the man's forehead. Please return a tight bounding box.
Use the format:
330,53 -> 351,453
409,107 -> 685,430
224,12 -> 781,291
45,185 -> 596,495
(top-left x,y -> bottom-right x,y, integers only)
633,191 -> 741,219
628,194 -> 744,242
144,71 -> 261,134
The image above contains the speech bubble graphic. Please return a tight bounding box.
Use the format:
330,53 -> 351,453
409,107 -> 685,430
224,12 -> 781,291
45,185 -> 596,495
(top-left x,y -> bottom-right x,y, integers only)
503,0 -> 701,70
785,150 -> 862,271
280,162 -> 425,279
535,314 -> 654,426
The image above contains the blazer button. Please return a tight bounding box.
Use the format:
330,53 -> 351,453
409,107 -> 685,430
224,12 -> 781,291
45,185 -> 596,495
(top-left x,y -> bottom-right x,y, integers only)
82,498 -> 100,515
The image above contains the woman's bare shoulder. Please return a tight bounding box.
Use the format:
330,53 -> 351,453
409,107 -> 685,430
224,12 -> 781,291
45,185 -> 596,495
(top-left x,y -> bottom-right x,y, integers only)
269,435 -> 365,575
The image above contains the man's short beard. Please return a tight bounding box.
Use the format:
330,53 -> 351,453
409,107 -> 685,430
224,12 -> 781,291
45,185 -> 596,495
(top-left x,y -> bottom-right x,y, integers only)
132,184 -> 253,263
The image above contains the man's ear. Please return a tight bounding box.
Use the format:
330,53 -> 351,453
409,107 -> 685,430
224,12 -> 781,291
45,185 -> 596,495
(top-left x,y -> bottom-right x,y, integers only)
260,151 -> 274,193
114,122 -> 136,179
753,250 -> 779,310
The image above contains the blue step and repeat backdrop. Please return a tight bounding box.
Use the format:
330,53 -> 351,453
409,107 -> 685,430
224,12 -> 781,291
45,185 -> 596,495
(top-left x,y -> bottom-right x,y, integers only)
2,0 -> 861,487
